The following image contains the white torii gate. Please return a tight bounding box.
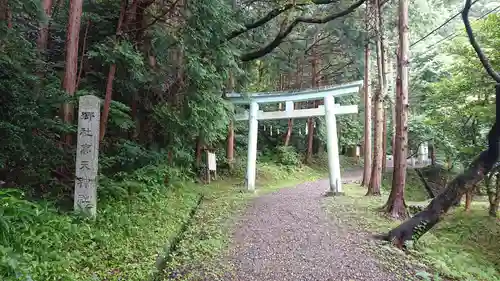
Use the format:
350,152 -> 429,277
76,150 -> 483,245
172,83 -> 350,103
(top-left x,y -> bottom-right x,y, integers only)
227,80 -> 364,195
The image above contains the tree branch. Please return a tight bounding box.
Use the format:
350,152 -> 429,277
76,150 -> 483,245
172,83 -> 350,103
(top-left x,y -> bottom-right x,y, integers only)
304,33 -> 337,55
232,0 -> 342,35
318,59 -> 355,82
125,0 -> 180,33
317,59 -> 352,77
462,0 -> 500,83
227,3 -> 305,41
239,0 -> 366,61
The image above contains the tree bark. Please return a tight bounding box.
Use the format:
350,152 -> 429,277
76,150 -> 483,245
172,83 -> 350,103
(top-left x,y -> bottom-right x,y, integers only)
430,141 -> 436,165
361,44 -> 372,187
283,71 -> 293,146
383,0 -> 409,218
367,87 -> 383,196
195,137 -> 203,168
464,189 -> 472,212
306,43 -> 318,164
285,58 -> 300,146
389,49 -> 396,160
227,120 -> 234,166
99,0 -> 127,142
382,108 -> 387,172
37,0 -> 54,51
0,0 -> 11,28
306,117 -> 315,163
76,19 -> 91,90
61,0 -> 84,145
367,0 -> 384,196
487,173 -> 500,217
227,72 -> 235,168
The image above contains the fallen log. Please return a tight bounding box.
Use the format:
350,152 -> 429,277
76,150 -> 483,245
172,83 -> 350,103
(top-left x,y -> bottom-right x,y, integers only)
375,0 -> 500,248
376,86 -> 499,248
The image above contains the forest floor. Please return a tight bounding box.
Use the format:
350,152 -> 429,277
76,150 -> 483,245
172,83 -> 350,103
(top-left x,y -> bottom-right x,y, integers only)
164,167 -> 500,281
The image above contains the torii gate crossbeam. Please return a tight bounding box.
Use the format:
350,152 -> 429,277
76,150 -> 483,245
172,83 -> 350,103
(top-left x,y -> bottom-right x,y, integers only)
228,80 -> 364,194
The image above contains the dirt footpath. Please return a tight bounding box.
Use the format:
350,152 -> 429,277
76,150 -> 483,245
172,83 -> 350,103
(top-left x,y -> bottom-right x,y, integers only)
223,169 -> 422,281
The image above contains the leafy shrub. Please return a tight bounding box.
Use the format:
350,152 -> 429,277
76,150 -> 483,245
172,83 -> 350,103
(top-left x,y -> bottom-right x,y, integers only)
99,165 -> 194,202
275,146 -> 301,166
99,140 -> 167,175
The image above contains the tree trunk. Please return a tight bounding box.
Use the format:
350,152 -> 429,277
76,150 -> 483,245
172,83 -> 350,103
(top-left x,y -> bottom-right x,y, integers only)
131,93 -> 139,139
227,120 -> 234,166
0,0 -> 11,28
285,58 -> 300,146
306,117 -> 314,163
367,87 -> 383,196
381,122 -> 500,247
61,0 -> 84,145
195,137 -> 203,168
37,0 -> 53,51
284,70 -> 294,146
379,84 -> 500,247
99,0 -> 127,142
367,0 -> 384,196
306,43 -> 318,164
390,51 -> 396,160
464,189 -> 472,212
284,119 -> 293,146
384,1 -> 409,218
430,141 -> 436,165
487,173 -> 500,217
76,19 -> 91,90
382,108 -> 387,172
227,72 -> 235,168
361,44 -> 372,187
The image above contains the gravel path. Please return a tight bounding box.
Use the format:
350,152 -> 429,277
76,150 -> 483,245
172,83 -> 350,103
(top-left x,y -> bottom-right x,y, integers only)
223,169 -> 421,281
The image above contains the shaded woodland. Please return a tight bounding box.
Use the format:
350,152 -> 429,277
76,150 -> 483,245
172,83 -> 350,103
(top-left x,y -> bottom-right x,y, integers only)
0,0 -> 499,279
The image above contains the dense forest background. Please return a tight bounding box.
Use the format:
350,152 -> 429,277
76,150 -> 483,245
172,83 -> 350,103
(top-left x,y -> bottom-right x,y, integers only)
0,0 -> 499,280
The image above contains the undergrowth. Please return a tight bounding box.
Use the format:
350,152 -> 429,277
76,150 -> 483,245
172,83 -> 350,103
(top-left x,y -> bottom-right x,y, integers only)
382,169 -> 430,202
310,151 -> 363,172
0,165 -> 201,281
325,183 -> 500,281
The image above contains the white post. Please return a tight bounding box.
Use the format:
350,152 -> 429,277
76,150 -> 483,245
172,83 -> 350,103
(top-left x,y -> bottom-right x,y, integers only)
423,142 -> 429,164
246,101 -> 259,191
324,95 -> 342,195
74,95 -> 100,217
418,143 -> 424,164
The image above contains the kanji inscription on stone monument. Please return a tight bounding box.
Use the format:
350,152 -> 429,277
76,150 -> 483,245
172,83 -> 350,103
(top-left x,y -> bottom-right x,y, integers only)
74,95 -> 100,217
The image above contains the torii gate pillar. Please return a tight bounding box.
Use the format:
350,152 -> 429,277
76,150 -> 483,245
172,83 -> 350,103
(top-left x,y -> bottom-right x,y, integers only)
246,101 -> 259,191
324,95 -> 343,195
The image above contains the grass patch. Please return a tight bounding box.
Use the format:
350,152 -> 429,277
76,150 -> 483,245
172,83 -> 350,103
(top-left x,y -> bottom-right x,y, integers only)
325,183 -> 500,281
162,163 -> 326,280
310,153 -> 363,173
0,166 -> 202,281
